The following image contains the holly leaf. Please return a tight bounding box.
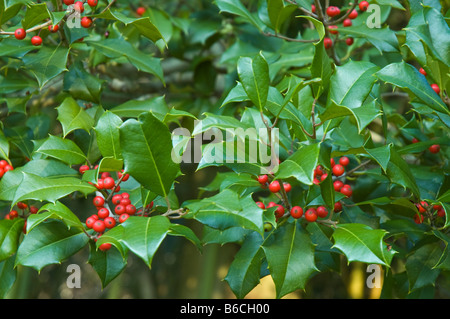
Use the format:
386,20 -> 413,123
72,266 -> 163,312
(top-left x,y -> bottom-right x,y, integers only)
56,96 -> 95,137
0,219 -> 25,262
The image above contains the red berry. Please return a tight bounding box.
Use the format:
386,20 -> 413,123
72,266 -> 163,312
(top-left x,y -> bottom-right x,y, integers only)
97,208 -> 109,219
346,37 -> 354,46
334,201 -> 343,212
429,144 -> 440,154
340,185 -> 353,197
120,198 -> 131,207
348,9 -> 358,19
101,172 -> 111,179
257,175 -> 269,184
9,210 -> 19,219
313,178 -> 320,185
85,217 -> 96,229
326,6 -> 340,17
104,217 -> 116,229
14,28 -> 26,40
433,204 -> 442,211
274,205 -> 285,218
103,177 -> 115,189
414,214 -> 424,224
311,4 -> 316,13
119,213 -> 130,223
48,24 -> 59,33
283,183 -> 292,193
437,208 -> 445,218
3,165 -> 13,172
64,0 -> 74,5
0,160 -> 7,168
99,243 -> 112,251
118,171 -> 130,181
314,165 -> 324,176
17,202 -> 28,210
90,214 -> 99,220
112,194 -> 122,205
431,84 -> 440,94
29,206 -> 38,214
332,164 -> 345,176
93,196 -> 105,207
93,220 -> 106,233
419,68 -> 427,76
74,1 -> 84,13
87,0 -> 98,7
333,180 -> 344,191
416,201 -> 427,213
136,7 -> 146,16
330,158 -> 336,167
31,35 -> 42,46
256,201 -> 265,209
290,206 -> 303,219
115,205 -> 125,215
343,19 -> 352,27
412,138 -> 419,143
339,156 -> 350,166
79,165 -> 89,174
96,179 -> 105,189
305,208 -> 318,222
328,25 -> 338,34
269,181 -> 281,193
125,204 -> 136,215
267,202 -> 277,208
359,1 -> 369,11
114,185 -> 121,192
121,192 -> 130,199
81,17 -> 92,28
320,173 -> 328,181
23,221 -> 27,234
317,206 -> 328,218
324,37 -> 333,49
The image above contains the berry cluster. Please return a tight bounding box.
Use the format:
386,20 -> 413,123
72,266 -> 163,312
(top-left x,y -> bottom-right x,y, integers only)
0,159 -> 14,179
413,201 -> 445,225
319,1 -> 370,49
4,202 -> 39,234
411,137 -> 441,154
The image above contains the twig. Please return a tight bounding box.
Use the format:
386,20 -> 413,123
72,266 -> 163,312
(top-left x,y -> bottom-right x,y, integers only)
262,31 -> 318,43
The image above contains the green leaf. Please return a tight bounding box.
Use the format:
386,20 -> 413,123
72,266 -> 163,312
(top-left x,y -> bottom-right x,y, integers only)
0,255 -> 17,299
120,216 -> 171,268
168,223 -> 202,252
0,130 -> 9,161
237,53 -> 269,111
215,0 -> 265,31
0,172 -> 96,207
202,226 -> 251,245
0,219 -> 25,262
224,232 -> 265,299
15,220 -> 89,272
119,112 -> 180,198
376,61 -> 449,115
336,24 -> 399,53
332,223 -> 396,266
56,97 -> 95,137
262,221 -> 318,298
109,96 -> 169,120
26,201 -> 85,233
63,63 -> 104,104
94,111 -> 123,160
22,45 -> 69,89
88,241 -> 127,288
405,243 -> 442,292
267,0 -> 296,33
386,147 -> 420,199
21,3 -> 50,29
35,135 -> 87,166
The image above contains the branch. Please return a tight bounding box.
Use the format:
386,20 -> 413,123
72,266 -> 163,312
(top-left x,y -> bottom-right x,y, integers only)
262,31 -> 318,43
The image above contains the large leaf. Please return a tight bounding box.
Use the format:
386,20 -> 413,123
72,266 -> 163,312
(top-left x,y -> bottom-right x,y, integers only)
109,97 -> 169,120
386,147 -> 421,199
63,63 -> 104,104
215,0 -> 265,31
56,96 -> 95,137
405,243 -> 442,292
237,53 -> 269,111
267,0 -> 297,33
0,255 -> 17,298
262,221 -> 318,298
336,24 -> 399,53
94,111 -> 123,160
0,219 -> 25,262
119,112 -> 180,198
332,223 -> 396,266
15,220 -> 90,272
88,242 -> 127,288
35,135 -> 87,166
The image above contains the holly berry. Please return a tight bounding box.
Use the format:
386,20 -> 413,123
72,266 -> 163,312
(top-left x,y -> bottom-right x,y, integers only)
87,0 -> 98,7
431,84 -> 440,95
324,37 -> 333,49
437,208 -> 445,218
334,201 -> 343,212
311,4 -> 316,13
93,220 -> 106,233
333,180 -> 344,191
112,194 -> 122,205
17,202 -> 28,210
290,206 -> 303,219
340,184 -> 353,197
115,205 -> 126,215
14,28 -> 26,40
99,243 -> 112,251
104,217 -> 116,229
74,1 -> 84,13
359,1 -> 369,11
339,156 -> 350,166
314,165 -> 324,176
417,201 -> 428,213
85,217 -> 96,229
81,17 -> 92,28
412,137 -> 419,143
121,192 -> 130,199
316,206 -> 328,218
419,68 -> 427,76
29,206 -> 39,214
119,213 -> 130,223
256,201 -> 265,209
267,202 -> 277,208
330,158 -> 336,167
96,179 -> 105,189
332,164 -> 345,176
97,208 -> 109,219
274,205 -> 285,218
269,180 -> 281,193
348,9 -> 358,19
125,204 -> 137,215
48,24 -> 59,33
79,165 -> 89,174
313,178 -> 320,185
120,198 -> 131,207
9,210 -> 19,219
346,37 -> 354,46
328,25 -> 338,34
283,183 -> 292,193
414,214 -> 424,224
326,6 -> 341,17
93,196 -> 105,207
103,177 -> 115,189
63,0 -> 75,5
320,173 -> 328,181
343,19 -> 352,27
257,174 -> 268,184
136,6 -> 146,16
31,35 -> 42,46
118,170 -> 130,181
305,208 -> 318,222
429,144 -> 440,154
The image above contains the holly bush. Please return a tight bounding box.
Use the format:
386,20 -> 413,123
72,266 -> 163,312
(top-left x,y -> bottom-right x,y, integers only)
0,0 -> 449,299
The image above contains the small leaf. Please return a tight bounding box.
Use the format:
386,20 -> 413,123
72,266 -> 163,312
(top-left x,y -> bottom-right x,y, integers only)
237,53 -> 269,111
0,219 -> 25,262
36,135 -> 87,166
56,97 -> 95,137
94,111 -> 123,160
88,241 -> 127,288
